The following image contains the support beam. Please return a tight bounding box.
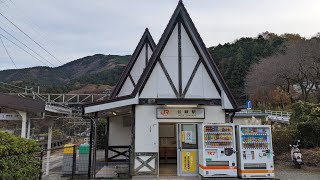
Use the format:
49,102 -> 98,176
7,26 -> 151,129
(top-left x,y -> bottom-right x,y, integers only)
18,111 -> 27,138
105,116 -> 110,165
27,119 -> 31,139
45,119 -> 53,176
130,105 -> 135,176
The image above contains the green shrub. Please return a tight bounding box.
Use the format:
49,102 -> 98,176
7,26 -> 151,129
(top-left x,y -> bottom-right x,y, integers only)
297,121 -> 320,148
272,128 -> 298,155
0,132 -> 41,180
290,101 -> 320,124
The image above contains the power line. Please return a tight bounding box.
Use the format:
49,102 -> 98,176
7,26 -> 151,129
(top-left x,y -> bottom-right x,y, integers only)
0,26 -> 55,66
0,34 -> 48,66
0,12 -> 63,64
4,0 -> 64,64
0,36 -> 17,68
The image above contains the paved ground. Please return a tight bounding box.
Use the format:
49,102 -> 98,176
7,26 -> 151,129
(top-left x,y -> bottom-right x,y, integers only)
275,164 -> 320,180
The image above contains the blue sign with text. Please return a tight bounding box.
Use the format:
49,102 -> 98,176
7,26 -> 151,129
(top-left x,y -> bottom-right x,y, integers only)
246,100 -> 252,109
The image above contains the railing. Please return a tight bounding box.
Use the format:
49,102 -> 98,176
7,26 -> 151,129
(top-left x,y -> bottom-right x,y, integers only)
107,146 -> 131,178
9,93 -> 110,105
236,109 -> 292,124
107,146 -> 131,163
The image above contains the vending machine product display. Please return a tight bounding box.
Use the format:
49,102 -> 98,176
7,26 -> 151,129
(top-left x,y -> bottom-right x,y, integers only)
236,125 -> 275,179
198,124 -> 237,177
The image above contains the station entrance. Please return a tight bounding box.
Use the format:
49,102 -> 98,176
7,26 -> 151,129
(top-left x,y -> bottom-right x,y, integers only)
159,123 -> 199,176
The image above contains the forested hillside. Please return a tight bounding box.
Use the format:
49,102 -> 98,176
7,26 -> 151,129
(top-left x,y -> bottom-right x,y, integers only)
209,32 -> 303,104
1,32 -> 317,107
0,54 -> 130,93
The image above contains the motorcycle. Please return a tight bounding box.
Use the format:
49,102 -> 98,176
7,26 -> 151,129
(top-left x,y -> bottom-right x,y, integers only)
289,140 -> 303,168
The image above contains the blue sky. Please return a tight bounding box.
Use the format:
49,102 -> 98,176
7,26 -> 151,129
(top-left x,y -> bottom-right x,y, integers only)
0,0 -> 319,70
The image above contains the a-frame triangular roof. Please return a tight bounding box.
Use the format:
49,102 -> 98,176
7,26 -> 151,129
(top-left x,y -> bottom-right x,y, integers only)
110,28 -> 156,98
132,1 -> 238,109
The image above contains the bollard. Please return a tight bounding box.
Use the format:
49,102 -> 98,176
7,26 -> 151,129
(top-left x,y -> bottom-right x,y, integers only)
62,143 -> 75,175
78,143 -> 90,174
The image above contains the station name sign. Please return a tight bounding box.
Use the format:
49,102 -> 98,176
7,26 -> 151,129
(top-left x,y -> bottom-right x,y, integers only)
156,108 -> 205,119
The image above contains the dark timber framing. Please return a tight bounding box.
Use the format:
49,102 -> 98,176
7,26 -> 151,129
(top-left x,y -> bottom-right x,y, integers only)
132,1 -> 238,109
182,59 -> 201,97
130,105 -> 135,175
139,98 -> 221,106
110,28 -> 156,98
158,59 -> 179,97
105,116 -> 110,165
145,43 -> 148,66
134,152 -> 158,175
129,74 -> 136,87
180,21 -> 221,96
178,21 -> 182,97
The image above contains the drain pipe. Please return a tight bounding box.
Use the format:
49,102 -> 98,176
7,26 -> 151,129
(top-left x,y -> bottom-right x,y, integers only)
230,111 -> 235,123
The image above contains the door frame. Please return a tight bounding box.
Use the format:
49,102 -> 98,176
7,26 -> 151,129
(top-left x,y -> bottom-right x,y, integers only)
176,123 -> 200,176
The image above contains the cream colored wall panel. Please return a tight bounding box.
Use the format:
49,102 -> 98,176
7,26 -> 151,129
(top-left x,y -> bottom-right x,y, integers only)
140,62 -> 159,98
135,105 -> 159,152
222,91 -> 234,109
202,64 -> 221,98
135,105 -> 225,153
181,25 -> 199,90
131,45 -> 147,83
147,44 -> 152,61
118,77 -> 134,96
109,116 -> 131,146
185,63 -> 204,98
157,62 -> 176,98
160,24 -> 179,88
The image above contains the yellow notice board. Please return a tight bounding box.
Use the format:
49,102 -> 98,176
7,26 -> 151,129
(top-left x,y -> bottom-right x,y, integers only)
182,151 -> 197,172
181,131 -> 185,142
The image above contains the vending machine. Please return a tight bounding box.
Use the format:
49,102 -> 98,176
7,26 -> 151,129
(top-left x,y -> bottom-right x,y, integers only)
236,125 -> 275,179
198,124 -> 237,178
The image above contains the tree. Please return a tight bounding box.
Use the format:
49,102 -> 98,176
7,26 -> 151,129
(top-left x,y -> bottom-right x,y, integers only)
0,131 -> 41,180
245,39 -> 320,107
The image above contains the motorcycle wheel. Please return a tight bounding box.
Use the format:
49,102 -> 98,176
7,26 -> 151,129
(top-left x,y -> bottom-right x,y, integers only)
296,164 -> 301,169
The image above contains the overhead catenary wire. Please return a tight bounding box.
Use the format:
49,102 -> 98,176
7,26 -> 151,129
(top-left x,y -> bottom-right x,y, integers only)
0,12 -> 63,65
3,0 -> 63,64
0,26 -> 55,66
0,36 -> 17,68
0,34 -> 48,66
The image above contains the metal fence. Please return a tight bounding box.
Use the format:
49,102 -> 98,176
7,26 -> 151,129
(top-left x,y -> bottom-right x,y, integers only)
41,144 -> 91,180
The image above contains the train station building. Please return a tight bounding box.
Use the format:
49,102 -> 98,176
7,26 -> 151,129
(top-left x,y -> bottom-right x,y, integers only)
84,1 -> 238,177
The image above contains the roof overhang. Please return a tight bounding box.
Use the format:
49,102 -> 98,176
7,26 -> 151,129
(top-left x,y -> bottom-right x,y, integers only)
0,93 -> 45,113
45,105 -> 72,115
84,95 -> 138,114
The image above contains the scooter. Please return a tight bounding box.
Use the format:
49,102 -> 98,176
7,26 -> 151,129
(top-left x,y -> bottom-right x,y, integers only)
289,140 -> 303,168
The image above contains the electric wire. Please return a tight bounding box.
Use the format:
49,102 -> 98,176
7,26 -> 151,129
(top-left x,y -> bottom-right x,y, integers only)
0,34 -> 48,66
0,26 -> 54,66
3,0 -> 63,65
0,36 -> 17,68
0,0 -> 9,8
0,12 -> 62,65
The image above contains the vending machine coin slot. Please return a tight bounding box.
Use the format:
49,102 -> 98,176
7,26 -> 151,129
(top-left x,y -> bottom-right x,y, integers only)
225,148 -> 233,156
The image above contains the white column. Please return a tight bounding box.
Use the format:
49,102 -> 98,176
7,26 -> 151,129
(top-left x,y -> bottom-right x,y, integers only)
18,111 -> 27,138
45,120 -> 53,175
27,119 -> 31,139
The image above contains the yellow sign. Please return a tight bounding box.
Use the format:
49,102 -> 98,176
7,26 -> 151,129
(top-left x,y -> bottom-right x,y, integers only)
182,151 -> 196,172
181,131 -> 185,143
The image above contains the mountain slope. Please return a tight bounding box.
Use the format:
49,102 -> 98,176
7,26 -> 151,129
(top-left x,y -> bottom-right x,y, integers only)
0,32 -> 305,101
0,54 -> 130,93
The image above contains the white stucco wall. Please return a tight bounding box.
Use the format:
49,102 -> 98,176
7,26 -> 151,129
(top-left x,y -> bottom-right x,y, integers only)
134,105 -> 225,152
109,115 -> 132,146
